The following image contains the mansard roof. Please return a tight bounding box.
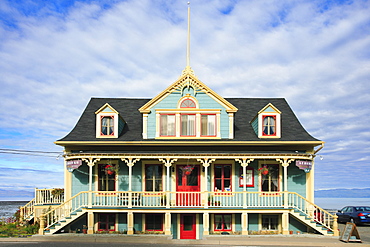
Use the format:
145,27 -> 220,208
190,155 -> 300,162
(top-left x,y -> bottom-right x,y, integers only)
56,97 -> 320,143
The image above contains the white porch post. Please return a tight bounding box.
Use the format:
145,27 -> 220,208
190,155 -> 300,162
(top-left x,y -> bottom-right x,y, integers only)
82,158 -> 100,208
203,212 -> 209,236
197,158 -> 215,208
236,158 -> 254,208
165,212 -> 171,235
277,158 -> 294,208
159,158 -> 178,192
242,212 -> 248,235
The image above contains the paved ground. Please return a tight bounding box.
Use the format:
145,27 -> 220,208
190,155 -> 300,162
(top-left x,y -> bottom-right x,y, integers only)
0,224 -> 368,247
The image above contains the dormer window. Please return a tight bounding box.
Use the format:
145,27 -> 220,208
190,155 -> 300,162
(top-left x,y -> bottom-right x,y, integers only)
252,103 -> 281,139
101,116 -> 114,136
95,103 -> 124,138
262,116 -> 276,136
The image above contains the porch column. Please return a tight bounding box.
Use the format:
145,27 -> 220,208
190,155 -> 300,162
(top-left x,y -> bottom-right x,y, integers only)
282,212 -> 289,235
127,212 -> 134,235
203,212 -> 209,235
159,158 -> 178,192
82,158 -> 101,208
122,158 -> 140,191
164,212 -> 171,235
276,158 -> 294,208
241,212 -> 248,235
197,158 -> 215,208
236,158 -> 254,208
87,211 -> 94,234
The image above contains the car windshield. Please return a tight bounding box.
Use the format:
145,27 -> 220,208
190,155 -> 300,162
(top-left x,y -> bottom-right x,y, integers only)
355,207 -> 370,211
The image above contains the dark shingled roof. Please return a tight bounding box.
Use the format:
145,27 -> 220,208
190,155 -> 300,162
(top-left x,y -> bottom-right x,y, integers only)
57,97 -> 320,142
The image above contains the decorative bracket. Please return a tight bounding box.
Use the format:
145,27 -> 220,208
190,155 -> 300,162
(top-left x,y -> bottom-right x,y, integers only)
121,157 -> 140,167
276,158 -> 295,167
82,157 -> 101,167
235,158 -> 254,167
159,158 -> 178,167
197,158 -> 215,168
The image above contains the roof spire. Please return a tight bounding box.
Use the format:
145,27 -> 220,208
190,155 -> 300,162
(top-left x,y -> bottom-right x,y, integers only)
182,2 -> 195,76
186,1 -> 190,68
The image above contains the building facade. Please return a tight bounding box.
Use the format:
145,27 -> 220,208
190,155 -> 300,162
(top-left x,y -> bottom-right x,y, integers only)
21,66 -> 338,238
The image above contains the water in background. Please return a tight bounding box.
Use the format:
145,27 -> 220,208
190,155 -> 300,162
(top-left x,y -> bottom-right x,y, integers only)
0,201 -> 28,219
315,197 -> 370,210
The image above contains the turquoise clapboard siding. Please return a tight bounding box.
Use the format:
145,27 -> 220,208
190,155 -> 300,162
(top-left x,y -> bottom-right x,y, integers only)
251,118 -> 258,136
71,163 -> 89,197
146,87 -> 230,139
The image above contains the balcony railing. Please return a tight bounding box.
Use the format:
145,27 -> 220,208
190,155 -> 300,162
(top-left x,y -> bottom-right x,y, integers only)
35,188 -> 64,205
38,190 -> 337,235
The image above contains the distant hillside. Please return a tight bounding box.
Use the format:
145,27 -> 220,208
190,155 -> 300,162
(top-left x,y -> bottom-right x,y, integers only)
315,188 -> 370,198
0,189 -> 34,201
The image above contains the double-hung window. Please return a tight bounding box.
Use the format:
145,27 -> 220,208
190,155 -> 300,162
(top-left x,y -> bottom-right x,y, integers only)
145,214 -> 163,231
262,116 -> 276,136
214,165 -> 231,191
261,164 -> 279,192
101,116 -> 114,136
98,213 -> 115,231
160,114 -> 175,136
145,165 -> 163,192
214,214 -> 231,231
98,164 -> 116,191
181,114 -> 196,136
201,114 -> 216,136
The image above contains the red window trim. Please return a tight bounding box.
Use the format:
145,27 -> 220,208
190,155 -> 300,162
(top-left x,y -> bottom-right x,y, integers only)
160,114 -> 176,137
97,213 -> 116,231
180,114 -> 196,137
145,213 -> 164,231
214,164 -> 232,192
180,98 -> 196,108
200,114 -> 217,137
214,214 -> 232,231
262,115 -> 277,136
100,115 -> 115,136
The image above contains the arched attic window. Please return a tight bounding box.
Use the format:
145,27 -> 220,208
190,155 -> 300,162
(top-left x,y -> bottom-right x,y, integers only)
180,99 -> 196,108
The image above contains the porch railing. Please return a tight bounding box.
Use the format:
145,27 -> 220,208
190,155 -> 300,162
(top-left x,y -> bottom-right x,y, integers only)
20,198 -> 35,221
35,188 -> 64,205
39,191 -> 337,234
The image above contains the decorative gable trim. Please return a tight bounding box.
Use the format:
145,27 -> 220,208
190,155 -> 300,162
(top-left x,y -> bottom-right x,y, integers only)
258,103 -> 281,114
138,72 -> 238,114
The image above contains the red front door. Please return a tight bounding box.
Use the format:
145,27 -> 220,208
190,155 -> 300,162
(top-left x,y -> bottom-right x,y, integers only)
180,214 -> 196,239
176,165 -> 200,206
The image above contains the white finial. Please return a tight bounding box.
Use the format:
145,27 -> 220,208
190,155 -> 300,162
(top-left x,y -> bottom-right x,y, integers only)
186,1 -> 190,68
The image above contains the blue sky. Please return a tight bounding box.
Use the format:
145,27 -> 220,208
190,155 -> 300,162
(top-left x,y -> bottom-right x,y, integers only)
0,0 -> 370,201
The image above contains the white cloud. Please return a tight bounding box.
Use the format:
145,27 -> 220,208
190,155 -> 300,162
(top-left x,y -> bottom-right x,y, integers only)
0,0 -> 370,198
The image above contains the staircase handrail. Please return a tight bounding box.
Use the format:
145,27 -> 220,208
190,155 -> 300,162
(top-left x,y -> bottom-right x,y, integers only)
288,192 -> 338,233
39,191 -> 89,233
20,198 -> 35,221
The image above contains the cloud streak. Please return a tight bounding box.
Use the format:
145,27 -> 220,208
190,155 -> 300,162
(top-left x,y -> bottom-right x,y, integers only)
1,0 -> 370,199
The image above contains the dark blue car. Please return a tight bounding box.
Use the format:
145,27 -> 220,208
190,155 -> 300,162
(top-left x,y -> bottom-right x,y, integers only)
337,206 -> 370,224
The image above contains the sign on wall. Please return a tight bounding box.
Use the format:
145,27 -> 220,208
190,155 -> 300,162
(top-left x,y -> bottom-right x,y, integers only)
295,160 -> 312,173
66,160 -> 82,172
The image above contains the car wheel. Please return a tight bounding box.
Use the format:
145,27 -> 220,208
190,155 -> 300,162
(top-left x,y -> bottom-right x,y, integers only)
350,218 -> 356,224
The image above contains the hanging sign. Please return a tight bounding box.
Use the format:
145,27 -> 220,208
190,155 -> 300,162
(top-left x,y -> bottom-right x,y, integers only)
340,222 -> 362,243
66,160 -> 82,172
295,160 -> 312,173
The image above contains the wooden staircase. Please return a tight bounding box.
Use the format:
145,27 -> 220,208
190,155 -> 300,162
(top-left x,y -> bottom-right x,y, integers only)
44,208 -> 86,235
290,210 -> 334,236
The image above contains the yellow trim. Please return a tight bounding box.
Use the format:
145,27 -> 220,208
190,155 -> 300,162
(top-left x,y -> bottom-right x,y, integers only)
258,103 -> 281,114
138,73 -> 238,114
55,140 -> 324,146
95,103 -> 119,115
155,109 -> 221,112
